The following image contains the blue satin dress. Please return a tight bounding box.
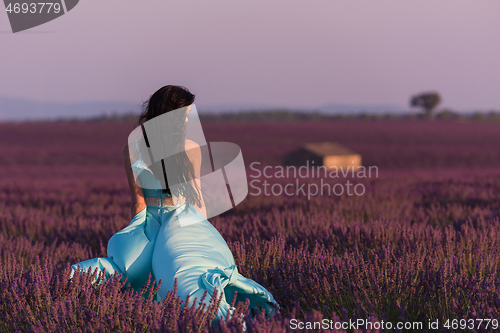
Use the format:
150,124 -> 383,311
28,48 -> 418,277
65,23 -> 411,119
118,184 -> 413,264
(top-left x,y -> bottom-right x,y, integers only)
70,160 -> 279,321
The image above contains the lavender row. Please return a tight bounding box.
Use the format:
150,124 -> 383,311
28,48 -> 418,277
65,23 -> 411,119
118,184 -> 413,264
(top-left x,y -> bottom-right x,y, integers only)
2,120 -> 500,168
1,232 -> 499,332
1,164 -> 500,331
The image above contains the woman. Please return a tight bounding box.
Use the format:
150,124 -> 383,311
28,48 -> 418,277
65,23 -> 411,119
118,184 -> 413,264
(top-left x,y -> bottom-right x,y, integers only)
71,85 -> 279,322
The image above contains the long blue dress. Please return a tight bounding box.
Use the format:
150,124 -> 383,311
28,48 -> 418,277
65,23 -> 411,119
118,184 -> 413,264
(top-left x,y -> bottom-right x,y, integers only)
70,160 -> 279,321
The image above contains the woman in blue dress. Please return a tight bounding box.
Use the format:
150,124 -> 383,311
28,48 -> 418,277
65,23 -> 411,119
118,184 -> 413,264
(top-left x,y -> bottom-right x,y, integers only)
71,85 -> 279,322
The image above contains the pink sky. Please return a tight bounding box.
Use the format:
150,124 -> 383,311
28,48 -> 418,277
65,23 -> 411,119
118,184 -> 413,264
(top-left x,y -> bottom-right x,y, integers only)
1,0 -> 499,113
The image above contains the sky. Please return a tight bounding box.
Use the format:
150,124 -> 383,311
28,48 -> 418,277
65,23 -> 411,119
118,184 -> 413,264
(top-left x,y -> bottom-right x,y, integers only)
1,0 -> 500,118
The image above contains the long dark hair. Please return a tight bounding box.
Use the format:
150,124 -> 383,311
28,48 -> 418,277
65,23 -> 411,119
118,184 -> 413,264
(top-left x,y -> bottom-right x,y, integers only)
135,85 -> 202,207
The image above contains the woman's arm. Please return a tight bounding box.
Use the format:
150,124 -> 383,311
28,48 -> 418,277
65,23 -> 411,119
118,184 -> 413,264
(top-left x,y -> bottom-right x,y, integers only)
122,144 -> 147,218
185,140 -> 207,219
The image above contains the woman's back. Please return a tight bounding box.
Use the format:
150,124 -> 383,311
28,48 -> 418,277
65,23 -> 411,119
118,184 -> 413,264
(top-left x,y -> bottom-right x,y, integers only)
123,138 -> 203,213
113,137 -> 278,319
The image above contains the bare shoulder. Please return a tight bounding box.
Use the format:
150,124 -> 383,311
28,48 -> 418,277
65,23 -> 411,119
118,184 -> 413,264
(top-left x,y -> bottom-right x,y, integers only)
122,144 -> 130,162
185,139 -> 201,164
185,139 -> 201,155
185,139 -> 200,150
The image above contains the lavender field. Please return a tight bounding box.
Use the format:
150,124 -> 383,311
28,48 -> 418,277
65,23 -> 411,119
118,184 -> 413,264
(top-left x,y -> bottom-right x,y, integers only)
1,119 -> 500,332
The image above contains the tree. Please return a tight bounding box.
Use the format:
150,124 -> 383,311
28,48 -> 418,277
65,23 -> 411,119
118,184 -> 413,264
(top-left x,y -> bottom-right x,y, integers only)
410,92 -> 441,119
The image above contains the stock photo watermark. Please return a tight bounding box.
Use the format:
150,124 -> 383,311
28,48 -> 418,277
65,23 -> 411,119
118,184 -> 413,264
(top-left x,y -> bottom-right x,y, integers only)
248,161 -> 378,199
289,318 -> 499,331
4,0 -> 79,33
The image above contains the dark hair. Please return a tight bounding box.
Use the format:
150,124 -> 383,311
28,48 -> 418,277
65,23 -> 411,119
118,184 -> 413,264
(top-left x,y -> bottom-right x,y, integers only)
136,85 -> 195,126
136,85 -> 202,207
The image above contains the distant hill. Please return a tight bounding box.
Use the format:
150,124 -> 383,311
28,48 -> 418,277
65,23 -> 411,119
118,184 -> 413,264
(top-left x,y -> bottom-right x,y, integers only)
317,103 -> 410,114
1,96 -> 498,123
0,97 -> 411,122
0,97 -> 141,121
194,102 -> 410,114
